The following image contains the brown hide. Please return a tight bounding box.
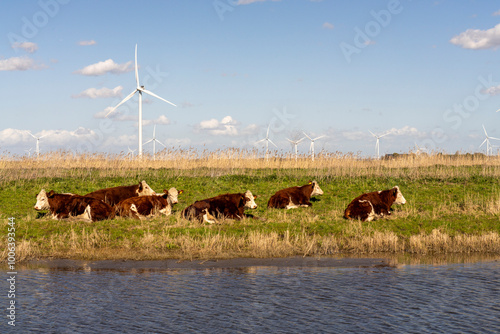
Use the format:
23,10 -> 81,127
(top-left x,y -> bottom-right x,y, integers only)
267,183 -> 315,209
182,193 -> 254,222
44,191 -> 114,222
114,192 -> 170,219
344,188 -> 399,222
84,182 -> 150,206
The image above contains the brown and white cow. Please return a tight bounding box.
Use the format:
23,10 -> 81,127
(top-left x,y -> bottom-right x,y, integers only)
115,188 -> 183,220
84,180 -> 156,206
344,186 -> 406,222
267,180 -> 324,209
182,190 -> 257,223
34,189 -> 115,222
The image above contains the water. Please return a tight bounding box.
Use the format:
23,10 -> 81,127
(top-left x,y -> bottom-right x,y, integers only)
2,258 -> 500,333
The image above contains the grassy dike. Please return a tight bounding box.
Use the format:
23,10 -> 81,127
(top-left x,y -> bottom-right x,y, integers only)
1,155 -> 500,261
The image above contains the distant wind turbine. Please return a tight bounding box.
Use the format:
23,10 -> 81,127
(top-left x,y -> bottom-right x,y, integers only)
256,124 -> 277,160
127,146 -> 136,158
26,131 -> 49,158
144,125 -> 165,160
303,132 -> 325,162
480,124 -> 500,156
286,137 -> 304,161
369,130 -> 391,159
105,44 -> 176,157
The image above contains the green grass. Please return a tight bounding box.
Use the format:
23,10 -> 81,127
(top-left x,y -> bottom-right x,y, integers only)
1,165 -> 500,261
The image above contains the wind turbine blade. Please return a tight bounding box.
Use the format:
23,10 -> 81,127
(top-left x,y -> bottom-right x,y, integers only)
255,138 -> 266,145
157,139 -> 166,148
286,138 -> 294,144
296,137 -> 305,144
153,124 -> 156,138
142,89 -> 177,107
379,132 -> 390,138
313,135 -> 326,141
266,124 -> 271,137
489,136 -> 500,141
144,139 -> 153,145
303,132 -> 312,140
268,139 -> 278,148
135,44 -> 139,88
26,131 -> 37,139
483,124 -> 488,137
369,130 -> 376,137
479,138 -> 488,148
105,90 -> 137,117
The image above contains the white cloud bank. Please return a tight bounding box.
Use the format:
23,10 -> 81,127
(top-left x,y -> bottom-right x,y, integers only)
11,42 -> 38,53
0,57 -> 45,71
197,116 -> 239,136
78,40 -> 96,46
450,23 -> 500,49
74,59 -> 134,76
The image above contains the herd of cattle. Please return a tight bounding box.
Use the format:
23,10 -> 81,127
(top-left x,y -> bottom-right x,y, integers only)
33,180 -> 406,223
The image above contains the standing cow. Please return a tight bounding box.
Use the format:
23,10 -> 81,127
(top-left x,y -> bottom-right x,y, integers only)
182,190 -> 257,223
84,180 -> 156,206
34,189 -> 115,222
267,180 -> 324,209
344,186 -> 406,222
115,188 -> 183,219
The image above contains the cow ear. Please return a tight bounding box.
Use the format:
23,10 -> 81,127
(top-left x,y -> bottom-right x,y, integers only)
308,181 -> 312,185
253,195 -> 258,199
138,182 -> 143,191
47,190 -> 55,198
163,189 -> 168,194
393,188 -> 398,196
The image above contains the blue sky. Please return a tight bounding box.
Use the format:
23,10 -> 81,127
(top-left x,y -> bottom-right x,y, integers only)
2,0 -> 500,157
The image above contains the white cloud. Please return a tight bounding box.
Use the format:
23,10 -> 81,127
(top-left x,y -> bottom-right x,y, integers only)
322,22 -> 334,30
450,23 -> 500,49
387,126 -> 426,137
196,116 -> 239,136
74,59 -> 134,76
12,42 -> 38,53
493,10 -> 500,16
0,57 -> 45,71
72,86 -> 123,99
78,40 -> 96,46
143,115 -> 171,126
482,85 -> 500,96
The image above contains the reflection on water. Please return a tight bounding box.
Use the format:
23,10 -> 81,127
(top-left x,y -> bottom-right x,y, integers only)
2,258 -> 500,333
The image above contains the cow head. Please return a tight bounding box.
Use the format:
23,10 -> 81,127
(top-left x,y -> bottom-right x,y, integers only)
34,189 -> 51,210
243,190 -> 258,209
392,186 -> 406,205
137,180 -> 155,196
310,180 -> 324,196
165,187 -> 183,205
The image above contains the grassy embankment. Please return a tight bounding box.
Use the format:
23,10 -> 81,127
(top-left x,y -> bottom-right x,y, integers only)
1,151 -> 500,261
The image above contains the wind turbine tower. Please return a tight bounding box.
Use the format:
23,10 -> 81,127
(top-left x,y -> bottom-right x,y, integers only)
286,137 -> 304,161
369,130 -> 391,159
256,124 -> 277,161
480,124 -> 500,156
144,125 -> 166,160
303,132 -> 325,162
26,131 -> 49,158
106,44 -> 176,157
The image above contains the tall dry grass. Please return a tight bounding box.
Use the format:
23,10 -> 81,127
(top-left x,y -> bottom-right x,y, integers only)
2,150 -> 500,183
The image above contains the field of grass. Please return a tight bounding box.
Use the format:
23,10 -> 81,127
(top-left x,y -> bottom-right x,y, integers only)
1,151 -> 500,262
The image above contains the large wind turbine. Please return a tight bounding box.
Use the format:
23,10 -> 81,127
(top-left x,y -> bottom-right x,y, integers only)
286,137 -> 304,161
480,124 -> 500,156
144,125 -> 165,160
303,132 -> 325,162
256,124 -> 277,160
105,44 -> 176,157
26,131 -> 49,158
369,130 -> 391,159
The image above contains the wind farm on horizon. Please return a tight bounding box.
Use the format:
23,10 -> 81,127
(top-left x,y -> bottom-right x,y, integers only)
14,44 -> 500,161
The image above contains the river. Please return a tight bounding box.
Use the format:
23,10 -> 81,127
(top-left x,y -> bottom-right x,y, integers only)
2,256 -> 499,333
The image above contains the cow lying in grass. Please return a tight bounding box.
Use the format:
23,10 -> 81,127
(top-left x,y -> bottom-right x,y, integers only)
34,189 -> 115,222
84,180 -> 156,206
344,186 -> 406,222
182,190 -> 257,223
115,188 -> 183,220
267,180 -> 324,209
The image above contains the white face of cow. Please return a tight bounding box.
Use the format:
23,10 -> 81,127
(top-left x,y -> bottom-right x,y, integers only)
311,181 -> 324,196
138,180 -> 156,196
34,189 -> 50,210
244,190 -> 258,209
167,187 -> 182,205
393,186 -> 406,205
